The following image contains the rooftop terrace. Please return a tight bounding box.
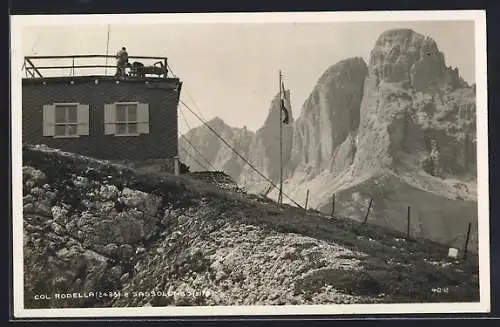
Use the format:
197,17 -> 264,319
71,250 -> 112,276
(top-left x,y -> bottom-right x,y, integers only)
23,54 -> 175,80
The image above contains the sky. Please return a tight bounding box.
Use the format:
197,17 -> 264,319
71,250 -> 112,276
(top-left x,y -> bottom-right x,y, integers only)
20,18 -> 476,135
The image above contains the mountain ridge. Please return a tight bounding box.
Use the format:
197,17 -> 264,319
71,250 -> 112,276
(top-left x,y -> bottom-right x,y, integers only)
179,28 -> 478,251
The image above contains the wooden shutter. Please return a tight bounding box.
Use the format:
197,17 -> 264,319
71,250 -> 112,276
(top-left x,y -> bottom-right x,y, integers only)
104,103 -> 116,135
77,104 -> 90,136
42,104 -> 55,136
137,103 -> 150,134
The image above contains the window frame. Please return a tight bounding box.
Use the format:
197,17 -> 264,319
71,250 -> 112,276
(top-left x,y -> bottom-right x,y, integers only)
114,102 -> 140,137
53,102 -> 80,138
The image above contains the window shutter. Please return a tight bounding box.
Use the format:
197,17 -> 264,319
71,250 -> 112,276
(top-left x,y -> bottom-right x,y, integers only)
77,104 -> 90,136
137,103 -> 150,134
104,104 -> 116,135
43,104 -> 55,136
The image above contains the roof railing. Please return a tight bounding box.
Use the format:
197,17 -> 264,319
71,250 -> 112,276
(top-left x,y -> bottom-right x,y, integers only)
23,54 -> 173,79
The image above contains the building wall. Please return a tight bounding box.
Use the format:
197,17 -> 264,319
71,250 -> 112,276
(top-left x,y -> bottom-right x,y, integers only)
22,77 -> 182,168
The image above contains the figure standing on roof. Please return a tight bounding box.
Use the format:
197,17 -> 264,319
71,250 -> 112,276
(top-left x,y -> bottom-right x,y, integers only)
115,47 -> 129,77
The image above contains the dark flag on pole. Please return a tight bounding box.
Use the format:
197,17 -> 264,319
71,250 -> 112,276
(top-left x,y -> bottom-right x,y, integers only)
280,81 -> 290,124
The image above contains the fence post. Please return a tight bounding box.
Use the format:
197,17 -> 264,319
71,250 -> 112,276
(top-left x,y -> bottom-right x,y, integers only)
363,198 -> 373,224
331,194 -> 336,216
173,156 -> 180,176
304,189 -> 310,211
463,222 -> 472,261
406,206 -> 411,239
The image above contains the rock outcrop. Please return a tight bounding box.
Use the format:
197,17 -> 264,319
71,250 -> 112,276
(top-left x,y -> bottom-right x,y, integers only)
187,171 -> 246,194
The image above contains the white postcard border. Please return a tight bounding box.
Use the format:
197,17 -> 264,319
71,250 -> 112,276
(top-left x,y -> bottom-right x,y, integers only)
10,10 -> 489,318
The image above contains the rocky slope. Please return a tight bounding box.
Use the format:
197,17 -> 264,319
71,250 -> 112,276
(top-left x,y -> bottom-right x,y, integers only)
22,144 -> 479,309
179,28 -> 478,252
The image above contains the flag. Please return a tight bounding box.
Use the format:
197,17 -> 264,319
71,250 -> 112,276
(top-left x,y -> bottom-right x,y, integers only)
280,81 -> 290,124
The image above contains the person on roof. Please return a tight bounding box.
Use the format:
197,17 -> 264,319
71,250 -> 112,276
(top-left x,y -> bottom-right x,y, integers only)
115,47 -> 129,77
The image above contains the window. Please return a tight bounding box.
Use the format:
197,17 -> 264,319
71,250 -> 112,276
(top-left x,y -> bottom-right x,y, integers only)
115,103 -> 138,135
55,104 -> 78,136
43,103 -> 89,138
104,102 -> 149,136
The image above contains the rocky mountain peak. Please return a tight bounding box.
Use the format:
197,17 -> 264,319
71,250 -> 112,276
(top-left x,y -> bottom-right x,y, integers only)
206,116 -> 229,130
317,57 -> 368,85
239,88 -> 295,186
261,89 -> 294,129
180,116 -> 255,173
369,28 -> 468,92
289,57 -> 368,175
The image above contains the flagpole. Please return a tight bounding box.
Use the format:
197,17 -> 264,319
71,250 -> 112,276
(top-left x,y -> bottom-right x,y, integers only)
104,24 -> 111,76
278,70 -> 283,204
